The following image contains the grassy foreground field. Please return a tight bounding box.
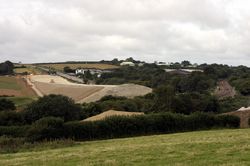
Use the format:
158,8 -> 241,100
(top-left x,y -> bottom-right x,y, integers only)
1,129 -> 250,166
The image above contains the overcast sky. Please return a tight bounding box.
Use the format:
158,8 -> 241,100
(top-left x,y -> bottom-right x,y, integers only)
0,0 -> 250,66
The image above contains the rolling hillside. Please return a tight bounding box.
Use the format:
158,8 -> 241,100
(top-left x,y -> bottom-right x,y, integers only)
29,75 -> 152,103
40,63 -> 119,71
1,129 -> 250,165
0,76 -> 37,107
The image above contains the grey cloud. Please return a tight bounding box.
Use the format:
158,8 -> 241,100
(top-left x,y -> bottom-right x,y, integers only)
0,0 -> 250,66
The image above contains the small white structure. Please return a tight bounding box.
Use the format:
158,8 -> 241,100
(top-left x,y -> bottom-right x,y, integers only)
120,61 -> 135,67
155,61 -> 169,66
186,64 -> 198,68
164,69 -> 203,75
75,69 -> 86,75
75,68 -> 112,78
138,63 -> 144,67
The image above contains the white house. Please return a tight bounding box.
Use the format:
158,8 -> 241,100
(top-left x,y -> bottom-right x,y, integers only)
120,61 -> 135,67
75,68 -> 112,78
75,69 -> 86,75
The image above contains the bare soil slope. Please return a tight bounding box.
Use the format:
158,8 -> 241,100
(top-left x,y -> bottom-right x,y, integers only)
215,80 -> 236,99
34,82 -> 104,102
224,107 -> 250,128
0,76 -> 36,97
80,84 -> 152,103
82,110 -> 144,122
30,75 -> 152,103
30,75 -> 72,84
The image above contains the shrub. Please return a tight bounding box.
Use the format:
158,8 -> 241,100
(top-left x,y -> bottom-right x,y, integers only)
238,81 -> 250,96
215,115 -> 240,128
0,136 -> 26,153
0,98 -> 16,111
63,113 -> 240,141
0,126 -> 30,137
27,117 -> 64,142
24,95 -> 82,123
0,111 -> 25,126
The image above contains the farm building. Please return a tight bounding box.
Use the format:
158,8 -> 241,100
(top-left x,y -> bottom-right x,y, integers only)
164,69 -> 203,75
75,68 -> 112,77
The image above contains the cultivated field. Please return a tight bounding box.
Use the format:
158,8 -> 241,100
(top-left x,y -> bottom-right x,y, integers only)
82,110 -> 144,122
40,63 -> 119,71
0,76 -> 37,108
30,75 -> 152,103
1,129 -> 250,165
14,67 -> 43,75
0,76 -> 37,107
0,76 -> 36,97
34,82 -> 104,102
80,83 -> 153,103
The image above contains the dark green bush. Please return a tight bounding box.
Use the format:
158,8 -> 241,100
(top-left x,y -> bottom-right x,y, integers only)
0,111 -> 25,126
238,81 -> 250,96
0,98 -> 16,111
63,113 -> 240,141
215,115 -> 240,128
24,95 -> 82,123
0,126 -> 30,137
0,136 -> 26,153
27,117 -> 64,142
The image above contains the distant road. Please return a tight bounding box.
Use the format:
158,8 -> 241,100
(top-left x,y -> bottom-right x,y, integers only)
36,66 -> 84,84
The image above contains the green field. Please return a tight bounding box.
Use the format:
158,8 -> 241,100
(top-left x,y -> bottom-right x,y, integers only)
0,76 -> 37,108
7,97 -> 36,108
1,129 -> 250,165
14,67 -> 43,75
0,77 -> 21,90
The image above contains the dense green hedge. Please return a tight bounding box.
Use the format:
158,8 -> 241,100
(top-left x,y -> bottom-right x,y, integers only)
0,98 -> 16,111
0,111 -> 25,126
0,126 -> 30,137
0,113 -> 239,141
63,113 -> 240,141
26,117 -> 64,142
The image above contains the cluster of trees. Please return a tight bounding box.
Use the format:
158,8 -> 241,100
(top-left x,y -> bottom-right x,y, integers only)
3,60 -> 250,143
62,113 -> 239,141
63,66 -> 75,73
0,95 -> 240,142
0,61 -> 14,75
0,98 -> 16,111
96,64 -> 168,87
